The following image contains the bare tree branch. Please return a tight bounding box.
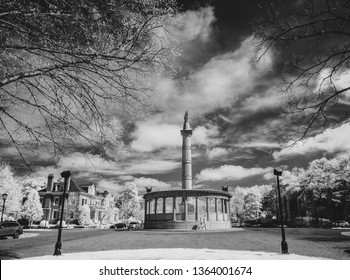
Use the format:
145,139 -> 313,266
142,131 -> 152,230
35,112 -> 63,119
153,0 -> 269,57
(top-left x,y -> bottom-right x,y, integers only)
255,0 -> 350,142
0,0 -> 180,166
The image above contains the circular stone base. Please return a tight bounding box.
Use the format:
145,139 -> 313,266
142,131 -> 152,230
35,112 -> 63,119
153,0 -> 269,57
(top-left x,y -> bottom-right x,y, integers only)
144,220 -> 232,230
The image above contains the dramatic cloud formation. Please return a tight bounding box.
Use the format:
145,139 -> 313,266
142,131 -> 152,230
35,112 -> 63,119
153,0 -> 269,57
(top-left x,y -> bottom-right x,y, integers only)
34,152 -> 181,179
192,124 -> 220,146
180,6 -> 215,42
130,117 -> 181,152
7,2 -> 347,191
195,165 -> 272,182
206,147 -> 230,159
154,36 -> 275,120
274,122 -> 350,160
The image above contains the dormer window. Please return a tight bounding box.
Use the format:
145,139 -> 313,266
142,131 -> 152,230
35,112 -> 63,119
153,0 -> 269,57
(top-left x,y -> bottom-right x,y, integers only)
53,184 -> 63,192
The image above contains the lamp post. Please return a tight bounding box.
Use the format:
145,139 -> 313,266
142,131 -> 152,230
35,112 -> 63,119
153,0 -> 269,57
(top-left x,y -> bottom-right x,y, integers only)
53,171 -> 71,256
273,169 -> 288,254
1,193 -> 8,222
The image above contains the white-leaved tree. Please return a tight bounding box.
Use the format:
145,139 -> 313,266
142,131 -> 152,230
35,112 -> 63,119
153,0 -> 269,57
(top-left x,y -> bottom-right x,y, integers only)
20,188 -> 43,227
116,182 -> 140,222
78,204 -> 91,226
0,164 -> 22,220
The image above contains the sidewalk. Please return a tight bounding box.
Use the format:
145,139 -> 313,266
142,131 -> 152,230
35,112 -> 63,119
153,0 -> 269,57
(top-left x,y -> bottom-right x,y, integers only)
25,248 -> 331,260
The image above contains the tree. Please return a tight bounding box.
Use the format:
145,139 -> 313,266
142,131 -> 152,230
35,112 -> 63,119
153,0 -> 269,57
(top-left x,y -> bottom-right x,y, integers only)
230,185 -> 272,225
230,187 -> 246,225
20,177 -> 47,194
301,157 -> 338,222
66,193 -> 80,223
280,168 -> 305,195
0,0 -> 179,166
255,0 -> 350,140
0,164 -> 22,220
99,207 -> 117,225
20,188 -> 44,227
116,182 -> 140,222
330,154 -> 350,220
261,187 -> 279,222
78,204 -> 91,225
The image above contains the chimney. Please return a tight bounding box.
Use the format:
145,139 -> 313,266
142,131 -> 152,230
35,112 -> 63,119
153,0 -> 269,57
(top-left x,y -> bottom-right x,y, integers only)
47,174 -> 54,191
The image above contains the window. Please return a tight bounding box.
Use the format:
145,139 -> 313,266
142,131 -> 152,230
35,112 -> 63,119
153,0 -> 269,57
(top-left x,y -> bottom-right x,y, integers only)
54,197 -> 60,205
53,184 -> 62,192
90,211 -> 95,220
81,198 -> 87,206
52,210 -> 58,220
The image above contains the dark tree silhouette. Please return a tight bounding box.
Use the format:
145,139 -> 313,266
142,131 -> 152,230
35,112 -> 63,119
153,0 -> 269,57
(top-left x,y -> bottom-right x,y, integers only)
255,0 -> 350,141
0,0 -> 178,167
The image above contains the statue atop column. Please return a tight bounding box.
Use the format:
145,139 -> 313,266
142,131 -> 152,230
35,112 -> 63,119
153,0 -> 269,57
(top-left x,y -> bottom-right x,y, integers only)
184,110 -> 189,123
183,110 -> 191,131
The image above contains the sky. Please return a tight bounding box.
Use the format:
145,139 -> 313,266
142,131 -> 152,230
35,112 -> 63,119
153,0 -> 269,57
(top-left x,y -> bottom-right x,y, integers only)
2,0 -> 350,194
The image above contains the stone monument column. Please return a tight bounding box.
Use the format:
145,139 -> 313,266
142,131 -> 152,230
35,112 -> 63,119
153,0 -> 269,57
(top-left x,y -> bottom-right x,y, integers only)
181,110 -> 193,190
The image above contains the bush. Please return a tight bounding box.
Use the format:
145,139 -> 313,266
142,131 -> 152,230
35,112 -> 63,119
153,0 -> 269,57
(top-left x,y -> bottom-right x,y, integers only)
39,220 -> 49,228
318,218 -> 331,228
294,217 -> 315,227
56,221 -> 66,228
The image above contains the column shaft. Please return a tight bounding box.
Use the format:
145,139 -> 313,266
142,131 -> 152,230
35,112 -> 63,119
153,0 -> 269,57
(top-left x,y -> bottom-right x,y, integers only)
221,198 -> 224,221
173,197 -> 176,221
163,197 -> 166,221
206,197 -> 209,220
144,199 -> 148,222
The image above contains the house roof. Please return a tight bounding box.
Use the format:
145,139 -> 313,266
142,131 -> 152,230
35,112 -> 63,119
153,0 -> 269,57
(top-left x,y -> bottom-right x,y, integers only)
38,179 -> 111,201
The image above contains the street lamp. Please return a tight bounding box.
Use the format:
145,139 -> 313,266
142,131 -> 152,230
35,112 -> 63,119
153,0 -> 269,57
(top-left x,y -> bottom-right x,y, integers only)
273,169 -> 288,254
53,171 -> 71,256
1,193 -> 8,222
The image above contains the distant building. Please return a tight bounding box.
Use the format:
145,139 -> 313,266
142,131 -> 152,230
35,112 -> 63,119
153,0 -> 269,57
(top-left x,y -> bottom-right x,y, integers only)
38,174 -> 118,225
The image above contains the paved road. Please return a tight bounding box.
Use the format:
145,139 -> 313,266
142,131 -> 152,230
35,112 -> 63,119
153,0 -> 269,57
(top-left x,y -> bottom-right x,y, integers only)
0,227 -> 349,260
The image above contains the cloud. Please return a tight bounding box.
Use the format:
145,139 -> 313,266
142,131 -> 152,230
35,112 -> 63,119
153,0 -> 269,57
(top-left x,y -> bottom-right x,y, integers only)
128,159 -> 180,174
235,142 -> 279,149
195,165 -> 272,182
97,179 -> 124,193
33,152 -> 181,179
180,7 -> 215,42
273,122 -> 350,160
130,117 -> 181,152
132,177 -> 172,190
153,36 -> 275,121
240,88 -> 282,112
96,176 -> 173,194
316,68 -> 350,92
192,124 -> 220,146
131,115 -> 221,152
118,175 -> 135,181
206,147 -> 230,159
